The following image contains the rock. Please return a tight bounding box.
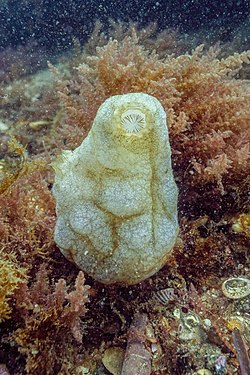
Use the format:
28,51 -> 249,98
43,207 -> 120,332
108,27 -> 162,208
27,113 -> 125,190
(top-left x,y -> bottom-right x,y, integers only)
0,364 -> 10,375
53,93 -> 179,284
0,120 -> 9,132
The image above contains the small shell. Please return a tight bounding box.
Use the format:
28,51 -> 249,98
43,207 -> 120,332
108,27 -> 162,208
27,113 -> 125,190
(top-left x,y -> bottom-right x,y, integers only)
102,347 -> 125,375
153,288 -> 176,305
222,277 -> 250,299
181,311 -> 201,330
178,311 -> 203,342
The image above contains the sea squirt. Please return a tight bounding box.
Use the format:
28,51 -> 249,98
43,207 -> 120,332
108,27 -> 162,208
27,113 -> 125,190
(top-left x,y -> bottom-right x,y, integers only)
53,93 -> 179,284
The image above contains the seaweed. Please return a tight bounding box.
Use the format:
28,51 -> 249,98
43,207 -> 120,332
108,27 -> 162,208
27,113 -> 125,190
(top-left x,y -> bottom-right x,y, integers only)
0,23 -> 249,374
13,267 -> 90,374
0,249 -> 27,323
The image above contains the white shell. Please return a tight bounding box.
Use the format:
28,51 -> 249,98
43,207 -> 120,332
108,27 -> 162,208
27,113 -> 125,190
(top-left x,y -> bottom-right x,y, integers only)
181,311 -> 201,330
153,288 -> 176,305
222,277 -> 250,299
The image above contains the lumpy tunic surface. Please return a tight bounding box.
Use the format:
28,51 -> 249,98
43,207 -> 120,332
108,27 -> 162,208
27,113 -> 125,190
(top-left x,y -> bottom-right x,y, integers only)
53,93 -> 179,284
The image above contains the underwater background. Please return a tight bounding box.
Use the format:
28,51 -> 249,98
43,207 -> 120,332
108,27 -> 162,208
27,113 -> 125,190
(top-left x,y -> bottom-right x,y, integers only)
0,0 -> 249,374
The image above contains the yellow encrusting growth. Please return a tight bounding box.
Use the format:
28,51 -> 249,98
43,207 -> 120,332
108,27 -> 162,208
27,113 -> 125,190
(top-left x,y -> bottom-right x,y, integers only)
0,249 -> 27,322
0,137 -> 27,195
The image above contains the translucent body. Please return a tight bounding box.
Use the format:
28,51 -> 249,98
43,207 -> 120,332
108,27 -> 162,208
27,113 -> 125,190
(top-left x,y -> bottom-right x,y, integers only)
53,93 -> 178,284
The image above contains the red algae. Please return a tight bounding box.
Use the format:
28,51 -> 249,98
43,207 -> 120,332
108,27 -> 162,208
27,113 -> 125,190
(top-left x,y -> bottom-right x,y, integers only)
0,23 -> 249,374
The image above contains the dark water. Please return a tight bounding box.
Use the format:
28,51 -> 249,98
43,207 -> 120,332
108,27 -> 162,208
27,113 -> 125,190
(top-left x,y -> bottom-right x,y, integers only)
0,0 -> 249,52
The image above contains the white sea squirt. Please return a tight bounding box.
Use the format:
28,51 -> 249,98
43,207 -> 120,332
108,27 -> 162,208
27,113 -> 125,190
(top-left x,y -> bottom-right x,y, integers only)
53,92 -> 179,285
